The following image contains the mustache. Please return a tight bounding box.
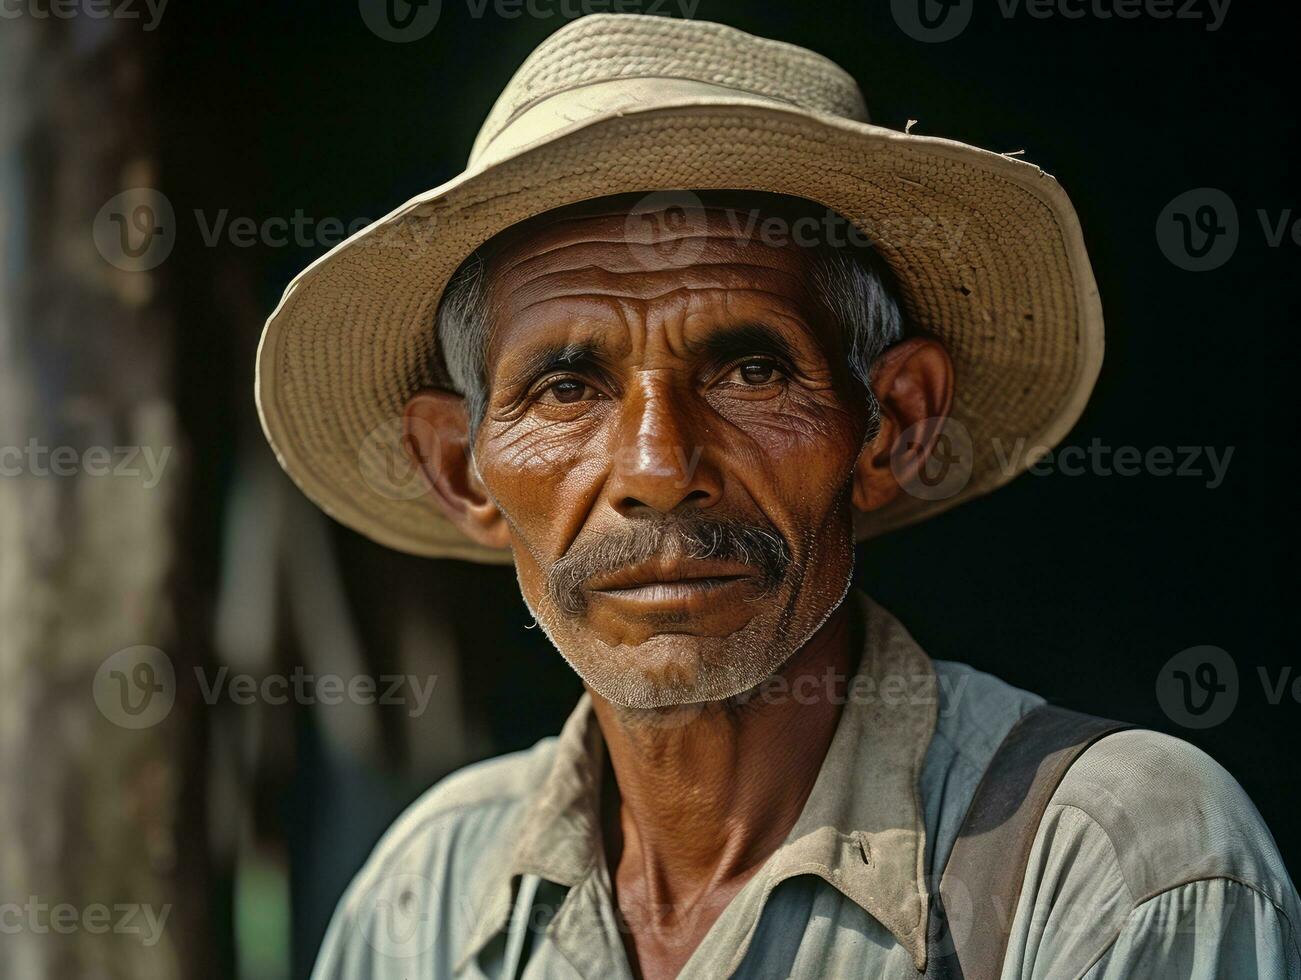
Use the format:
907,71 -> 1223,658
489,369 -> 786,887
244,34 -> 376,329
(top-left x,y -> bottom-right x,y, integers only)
546,513 -> 792,616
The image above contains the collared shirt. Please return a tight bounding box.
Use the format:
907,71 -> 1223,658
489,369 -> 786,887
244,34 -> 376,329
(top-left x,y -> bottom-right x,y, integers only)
311,593 -> 1301,979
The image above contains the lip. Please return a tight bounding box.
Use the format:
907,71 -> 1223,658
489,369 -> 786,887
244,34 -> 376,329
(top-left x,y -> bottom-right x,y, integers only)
585,557 -> 757,594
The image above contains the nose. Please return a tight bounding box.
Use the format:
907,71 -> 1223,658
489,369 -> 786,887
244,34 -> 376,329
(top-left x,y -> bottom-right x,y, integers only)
605,376 -> 723,517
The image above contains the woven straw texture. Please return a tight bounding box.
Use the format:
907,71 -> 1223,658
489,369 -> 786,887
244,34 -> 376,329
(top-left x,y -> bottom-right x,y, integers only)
256,14 -> 1103,563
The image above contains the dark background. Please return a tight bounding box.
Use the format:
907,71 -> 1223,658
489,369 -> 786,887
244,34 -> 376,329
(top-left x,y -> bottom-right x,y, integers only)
141,0 -> 1296,973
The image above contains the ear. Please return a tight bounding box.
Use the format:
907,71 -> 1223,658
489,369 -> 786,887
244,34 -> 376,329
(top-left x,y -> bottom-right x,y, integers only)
851,337 -> 956,513
403,389 -> 512,550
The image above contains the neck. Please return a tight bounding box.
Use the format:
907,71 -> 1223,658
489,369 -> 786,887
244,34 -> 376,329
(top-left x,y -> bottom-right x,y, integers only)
589,600 -> 857,929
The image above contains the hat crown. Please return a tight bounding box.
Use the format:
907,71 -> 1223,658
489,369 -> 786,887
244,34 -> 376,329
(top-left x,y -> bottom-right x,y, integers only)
470,14 -> 869,166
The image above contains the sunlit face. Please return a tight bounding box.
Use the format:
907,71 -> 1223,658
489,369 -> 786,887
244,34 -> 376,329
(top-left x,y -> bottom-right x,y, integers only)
464,199 -> 877,709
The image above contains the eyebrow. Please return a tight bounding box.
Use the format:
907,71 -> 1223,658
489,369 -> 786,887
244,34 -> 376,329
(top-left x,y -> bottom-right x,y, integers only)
499,339 -> 611,389
687,322 -> 801,369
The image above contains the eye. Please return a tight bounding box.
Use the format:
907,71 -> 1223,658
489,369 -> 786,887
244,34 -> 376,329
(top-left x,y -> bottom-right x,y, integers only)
537,376 -> 600,405
723,358 -> 785,387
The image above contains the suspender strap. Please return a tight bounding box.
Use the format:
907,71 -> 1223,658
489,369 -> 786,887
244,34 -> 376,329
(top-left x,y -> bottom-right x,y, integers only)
935,704 -> 1133,980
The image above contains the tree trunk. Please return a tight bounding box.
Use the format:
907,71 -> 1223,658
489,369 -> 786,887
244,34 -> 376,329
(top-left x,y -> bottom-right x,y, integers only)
0,13 -> 207,980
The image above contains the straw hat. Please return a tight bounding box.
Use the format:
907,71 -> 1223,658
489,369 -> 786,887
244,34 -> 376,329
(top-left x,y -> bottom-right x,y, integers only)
255,14 -> 1103,564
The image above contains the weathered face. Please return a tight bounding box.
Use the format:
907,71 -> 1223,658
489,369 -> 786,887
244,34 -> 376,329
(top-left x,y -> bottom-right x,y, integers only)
466,201 -> 874,708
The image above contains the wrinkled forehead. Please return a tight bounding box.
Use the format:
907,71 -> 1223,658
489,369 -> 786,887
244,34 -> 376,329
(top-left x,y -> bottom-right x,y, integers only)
476,191 -> 837,334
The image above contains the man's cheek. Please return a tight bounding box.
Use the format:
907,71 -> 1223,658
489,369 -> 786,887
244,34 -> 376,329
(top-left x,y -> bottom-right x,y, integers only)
479,426 -> 590,503
481,426 -> 586,475
744,406 -> 861,465
748,431 -> 861,520
479,449 -> 606,563
508,543 -> 550,613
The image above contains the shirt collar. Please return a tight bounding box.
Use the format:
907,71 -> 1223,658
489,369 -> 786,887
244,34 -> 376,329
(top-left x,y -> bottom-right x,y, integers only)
457,592 -> 939,972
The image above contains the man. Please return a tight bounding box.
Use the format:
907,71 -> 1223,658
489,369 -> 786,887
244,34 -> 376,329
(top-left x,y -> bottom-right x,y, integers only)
256,14 -> 1298,979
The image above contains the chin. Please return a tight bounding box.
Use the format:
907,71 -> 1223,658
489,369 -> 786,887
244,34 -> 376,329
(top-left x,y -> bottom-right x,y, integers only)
553,613 -> 805,710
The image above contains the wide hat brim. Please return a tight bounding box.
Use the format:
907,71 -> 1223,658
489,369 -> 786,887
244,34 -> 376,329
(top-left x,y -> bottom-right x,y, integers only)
256,95 -> 1103,563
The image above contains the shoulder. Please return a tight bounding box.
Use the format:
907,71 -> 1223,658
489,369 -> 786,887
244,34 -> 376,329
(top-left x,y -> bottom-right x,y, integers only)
1007,728 -> 1301,976
1050,729 -> 1294,908
346,737 -> 556,895
988,728 -> 1295,973
312,739 -> 558,976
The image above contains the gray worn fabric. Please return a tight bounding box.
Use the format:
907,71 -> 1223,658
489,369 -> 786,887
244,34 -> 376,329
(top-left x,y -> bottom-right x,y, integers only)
311,593 -> 1300,979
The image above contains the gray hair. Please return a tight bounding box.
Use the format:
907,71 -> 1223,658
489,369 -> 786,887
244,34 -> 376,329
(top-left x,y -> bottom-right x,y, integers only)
436,224 -> 906,436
